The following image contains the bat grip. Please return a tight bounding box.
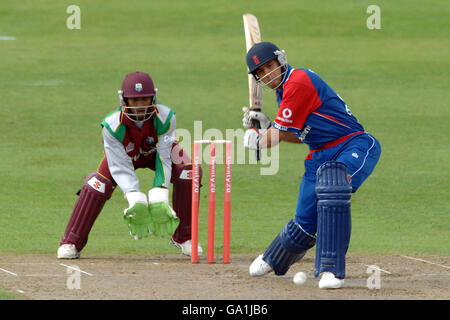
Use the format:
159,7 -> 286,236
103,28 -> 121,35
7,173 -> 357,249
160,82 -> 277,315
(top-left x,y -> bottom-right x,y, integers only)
252,119 -> 261,161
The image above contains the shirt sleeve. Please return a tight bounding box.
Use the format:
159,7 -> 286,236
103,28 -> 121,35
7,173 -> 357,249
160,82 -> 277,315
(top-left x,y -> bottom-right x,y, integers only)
102,128 -> 140,194
153,114 -> 176,188
273,75 -> 322,132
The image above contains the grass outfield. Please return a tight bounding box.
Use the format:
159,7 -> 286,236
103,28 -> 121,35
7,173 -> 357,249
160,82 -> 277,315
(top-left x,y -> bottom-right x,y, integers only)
0,0 -> 448,268
0,289 -> 22,300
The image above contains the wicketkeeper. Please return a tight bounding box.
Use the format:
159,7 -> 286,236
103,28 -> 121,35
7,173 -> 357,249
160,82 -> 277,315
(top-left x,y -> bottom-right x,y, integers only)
243,42 -> 381,289
57,71 -> 203,259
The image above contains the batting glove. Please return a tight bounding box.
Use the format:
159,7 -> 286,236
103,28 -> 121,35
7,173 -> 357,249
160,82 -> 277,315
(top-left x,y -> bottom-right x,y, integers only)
244,128 -> 266,150
242,107 -> 271,130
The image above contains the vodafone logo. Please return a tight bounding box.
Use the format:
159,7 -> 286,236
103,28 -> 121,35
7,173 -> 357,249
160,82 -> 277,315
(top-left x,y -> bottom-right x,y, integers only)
277,108 -> 293,123
282,108 -> 292,119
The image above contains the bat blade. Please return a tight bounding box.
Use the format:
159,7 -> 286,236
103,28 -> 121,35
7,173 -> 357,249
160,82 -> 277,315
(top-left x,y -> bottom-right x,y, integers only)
243,13 -> 261,51
243,13 -> 263,161
243,13 -> 263,112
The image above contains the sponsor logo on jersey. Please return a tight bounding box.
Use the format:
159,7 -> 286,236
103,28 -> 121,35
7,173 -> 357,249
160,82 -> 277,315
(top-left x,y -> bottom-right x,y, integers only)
299,125 -> 311,142
125,142 -> 135,153
276,108 -> 293,123
146,137 -> 155,145
272,122 -> 288,131
87,177 -> 105,193
282,108 -> 292,119
132,147 -> 156,162
276,116 -> 293,124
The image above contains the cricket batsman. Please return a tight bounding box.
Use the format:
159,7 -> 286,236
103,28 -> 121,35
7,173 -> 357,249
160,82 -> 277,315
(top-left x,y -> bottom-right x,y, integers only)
243,42 -> 381,289
57,71 -> 203,259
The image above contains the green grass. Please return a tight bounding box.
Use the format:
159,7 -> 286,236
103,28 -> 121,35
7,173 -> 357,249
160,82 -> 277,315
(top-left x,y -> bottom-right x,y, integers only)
0,0 -> 448,264
0,288 -> 23,300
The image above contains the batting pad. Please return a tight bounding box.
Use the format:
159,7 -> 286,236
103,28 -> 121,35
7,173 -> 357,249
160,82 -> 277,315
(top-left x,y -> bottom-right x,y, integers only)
314,161 -> 352,279
263,219 -> 316,275
61,172 -> 113,252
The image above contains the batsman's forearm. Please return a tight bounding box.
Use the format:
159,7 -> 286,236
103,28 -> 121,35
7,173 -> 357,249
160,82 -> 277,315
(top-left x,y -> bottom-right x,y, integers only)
259,127 -> 281,149
259,127 -> 302,149
280,131 -> 303,144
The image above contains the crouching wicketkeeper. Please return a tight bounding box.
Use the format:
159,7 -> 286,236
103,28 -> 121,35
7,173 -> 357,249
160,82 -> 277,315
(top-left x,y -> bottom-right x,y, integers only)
57,71 -> 203,259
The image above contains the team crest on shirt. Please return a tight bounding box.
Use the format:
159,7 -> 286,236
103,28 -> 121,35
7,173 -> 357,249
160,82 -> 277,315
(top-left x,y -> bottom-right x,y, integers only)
135,83 -> 143,92
146,137 -> 155,145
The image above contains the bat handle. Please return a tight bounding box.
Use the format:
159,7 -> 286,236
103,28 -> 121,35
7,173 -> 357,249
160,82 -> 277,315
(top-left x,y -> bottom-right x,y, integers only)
252,119 -> 261,161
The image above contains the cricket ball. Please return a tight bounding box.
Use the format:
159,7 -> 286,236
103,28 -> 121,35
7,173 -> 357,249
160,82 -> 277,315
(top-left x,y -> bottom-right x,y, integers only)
293,272 -> 307,285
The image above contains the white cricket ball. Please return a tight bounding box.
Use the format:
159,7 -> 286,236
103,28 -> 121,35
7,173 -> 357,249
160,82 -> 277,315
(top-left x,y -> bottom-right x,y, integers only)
293,272 -> 307,285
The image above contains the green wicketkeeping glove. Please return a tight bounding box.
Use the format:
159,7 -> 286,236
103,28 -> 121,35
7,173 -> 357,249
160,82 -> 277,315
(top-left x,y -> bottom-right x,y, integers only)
123,192 -> 152,240
148,187 -> 180,237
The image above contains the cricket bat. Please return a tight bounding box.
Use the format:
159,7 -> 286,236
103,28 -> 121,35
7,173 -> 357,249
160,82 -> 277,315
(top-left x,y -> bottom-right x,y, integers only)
243,13 -> 263,161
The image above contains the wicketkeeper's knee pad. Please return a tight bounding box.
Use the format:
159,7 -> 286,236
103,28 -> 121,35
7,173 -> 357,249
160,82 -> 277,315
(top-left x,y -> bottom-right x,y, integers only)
61,172 -> 113,252
314,161 -> 352,279
263,219 -> 316,275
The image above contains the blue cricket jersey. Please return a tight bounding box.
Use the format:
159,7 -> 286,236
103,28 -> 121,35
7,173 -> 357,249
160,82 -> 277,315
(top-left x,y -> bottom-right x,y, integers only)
272,65 -> 365,158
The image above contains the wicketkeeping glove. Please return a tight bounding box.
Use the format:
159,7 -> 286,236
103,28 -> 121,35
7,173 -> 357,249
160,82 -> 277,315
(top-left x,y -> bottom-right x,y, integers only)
148,187 -> 180,237
123,191 -> 152,240
242,107 -> 272,130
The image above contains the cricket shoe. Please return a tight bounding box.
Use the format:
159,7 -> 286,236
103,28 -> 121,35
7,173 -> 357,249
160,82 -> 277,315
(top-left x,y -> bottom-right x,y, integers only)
57,244 -> 80,259
170,238 -> 203,257
249,254 -> 273,276
318,272 -> 344,289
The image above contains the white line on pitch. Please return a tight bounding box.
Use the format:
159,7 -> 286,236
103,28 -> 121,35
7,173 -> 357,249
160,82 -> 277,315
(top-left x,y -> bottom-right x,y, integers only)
416,273 -> 450,277
0,267 -> 18,276
0,36 -> 16,40
401,255 -> 450,270
59,263 -> 93,276
363,264 -> 392,274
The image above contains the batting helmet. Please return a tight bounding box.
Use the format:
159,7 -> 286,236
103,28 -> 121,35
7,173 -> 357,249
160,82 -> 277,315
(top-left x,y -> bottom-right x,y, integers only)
121,71 -> 156,98
246,42 -> 287,75
118,72 -> 157,122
